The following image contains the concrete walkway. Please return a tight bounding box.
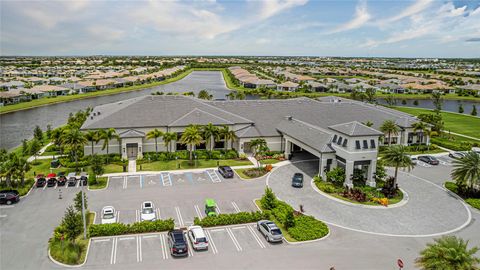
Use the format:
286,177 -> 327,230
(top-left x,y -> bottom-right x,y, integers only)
128,159 -> 136,173
445,131 -> 480,141
27,142 -> 52,162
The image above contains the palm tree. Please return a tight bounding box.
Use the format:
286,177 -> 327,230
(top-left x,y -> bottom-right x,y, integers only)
219,125 -> 237,151
202,123 -> 219,151
198,90 -> 212,100
162,132 -> 177,153
411,122 -> 429,150
16,157 -> 30,187
416,236 -> 480,270
1,153 -> 18,187
100,128 -> 118,163
146,129 -> 164,153
382,145 -> 415,187
380,120 -> 399,146
362,121 -> 374,127
84,130 -> 100,155
62,128 -> 87,171
451,151 -> 480,194
250,138 -> 268,167
180,125 -> 203,164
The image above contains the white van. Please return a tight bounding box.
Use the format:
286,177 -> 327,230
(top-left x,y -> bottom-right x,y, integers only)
187,225 -> 208,250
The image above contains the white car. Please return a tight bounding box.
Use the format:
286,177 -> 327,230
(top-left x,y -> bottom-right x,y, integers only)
101,206 -> 116,224
187,225 -> 208,250
140,201 -> 156,221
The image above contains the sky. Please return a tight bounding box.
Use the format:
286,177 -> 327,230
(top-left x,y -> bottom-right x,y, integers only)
1,0 -> 480,58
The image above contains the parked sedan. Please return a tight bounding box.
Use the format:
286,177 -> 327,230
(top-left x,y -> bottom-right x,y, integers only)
449,152 -> 466,159
291,173 -> 304,188
418,155 -> 439,165
167,230 -> 188,257
218,166 -> 234,178
79,172 -> 88,186
101,206 -> 117,224
0,191 -> 20,205
408,155 -> 417,165
140,201 -> 156,221
67,173 -> 77,187
57,172 -> 67,186
47,173 -> 57,187
257,220 -> 283,243
36,175 -> 46,188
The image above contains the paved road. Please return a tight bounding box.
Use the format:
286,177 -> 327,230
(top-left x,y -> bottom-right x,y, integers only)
267,160 -> 470,236
1,155 -> 480,270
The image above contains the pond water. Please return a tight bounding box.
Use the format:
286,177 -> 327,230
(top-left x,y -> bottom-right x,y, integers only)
376,98 -> 480,115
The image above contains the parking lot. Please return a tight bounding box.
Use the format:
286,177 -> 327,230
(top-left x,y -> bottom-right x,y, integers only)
414,154 -> 456,168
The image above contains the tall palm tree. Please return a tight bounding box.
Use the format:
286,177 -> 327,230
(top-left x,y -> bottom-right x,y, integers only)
451,151 -> 480,194
380,120 -> 400,146
382,145 -> 415,187
1,153 -> 18,187
202,123 -> 219,151
84,130 -> 100,155
100,128 -> 118,163
62,128 -> 87,171
411,122 -> 429,150
219,125 -> 237,151
16,157 -> 30,187
198,90 -> 212,100
180,125 -> 203,164
146,129 -> 164,153
416,236 -> 480,270
162,132 -> 177,153
362,121 -> 374,127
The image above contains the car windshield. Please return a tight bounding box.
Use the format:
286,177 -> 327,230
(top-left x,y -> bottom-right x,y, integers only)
271,229 -> 282,235
174,233 -> 185,243
103,213 -> 114,219
195,237 -> 207,242
142,208 -> 153,214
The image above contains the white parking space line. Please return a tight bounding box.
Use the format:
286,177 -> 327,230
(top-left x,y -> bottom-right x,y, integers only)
247,225 -> 266,249
136,236 -> 142,262
76,180 -> 81,188
194,205 -> 203,219
110,237 -> 117,265
187,236 -> 194,257
226,228 -> 242,251
142,235 -> 158,239
216,204 -> 222,214
210,228 -> 225,232
116,211 -> 121,223
0,205 -> 14,209
175,207 -> 184,227
123,176 -> 127,189
156,208 -> 161,220
160,234 -> 169,260
0,215 -> 7,218
231,226 -> 246,230
42,184 -> 47,190
119,237 -> 135,241
54,183 -> 58,189
204,230 -> 218,254
206,169 -> 221,183
231,201 -> 241,213
93,238 -> 111,243
136,209 -> 140,222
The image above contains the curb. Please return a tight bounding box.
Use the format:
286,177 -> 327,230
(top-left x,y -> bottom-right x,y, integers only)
252,198 -> 331,245
48,238 -> 92,268
309,179 -> 409,209
87,177 -> 110,191
234,168 -> 269,181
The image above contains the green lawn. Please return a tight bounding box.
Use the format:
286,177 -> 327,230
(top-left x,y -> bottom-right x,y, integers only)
0,179 -> 35,196
89,177 -> 108,190
138,159 -> 252,171
235,168 -> 268,179
259,159 -> 282,165
0,69 -> 194,114
392,106 -> 480,139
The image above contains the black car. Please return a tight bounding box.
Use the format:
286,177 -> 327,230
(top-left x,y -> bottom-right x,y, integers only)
418,155 -> 439,165
57,172 -> 67,186
291,173 -> 304,188
167,230 -> 188,257
79,175 -> 88,187
36,175 -> 46,188
47,177 -> 57,187
218,166 -> 234,178
67,177 -> 77,187
0,191 -> 20,205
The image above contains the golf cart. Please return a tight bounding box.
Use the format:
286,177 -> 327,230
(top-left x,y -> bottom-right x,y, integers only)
205,199 -> 217,217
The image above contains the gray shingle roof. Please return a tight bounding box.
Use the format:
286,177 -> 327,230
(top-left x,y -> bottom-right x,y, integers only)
277,118 -> 335,153
328,121 -> 383,137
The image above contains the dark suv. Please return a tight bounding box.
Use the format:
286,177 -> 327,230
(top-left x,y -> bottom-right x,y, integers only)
167,230 -> 188,257
36,175 -> 46,188
218,166 -> 234,178
0,191 -> 20,205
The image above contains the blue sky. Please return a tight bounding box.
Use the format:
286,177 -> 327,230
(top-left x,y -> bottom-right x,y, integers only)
1,0 -> 479,57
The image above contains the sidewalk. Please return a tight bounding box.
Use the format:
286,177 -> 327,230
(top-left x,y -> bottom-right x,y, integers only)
27,142 -> 52,162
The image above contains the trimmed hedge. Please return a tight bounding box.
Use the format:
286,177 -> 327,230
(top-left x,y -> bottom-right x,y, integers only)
89,219 -> 174,237
142,149 -> 239,162
287,215 -> 329,241
271,201 -> 294,225
193,211 -> 270,227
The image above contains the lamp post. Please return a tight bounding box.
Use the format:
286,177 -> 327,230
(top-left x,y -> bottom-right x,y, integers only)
81,187 -> 87,239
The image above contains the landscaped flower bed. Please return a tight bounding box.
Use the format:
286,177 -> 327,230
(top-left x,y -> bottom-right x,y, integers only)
445,181 -> 480,210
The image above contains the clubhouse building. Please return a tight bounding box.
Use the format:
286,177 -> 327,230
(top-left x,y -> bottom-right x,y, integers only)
81,95 -> 427,187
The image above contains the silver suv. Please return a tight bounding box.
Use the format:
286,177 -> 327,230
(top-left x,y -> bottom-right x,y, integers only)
257,220 -> 283,243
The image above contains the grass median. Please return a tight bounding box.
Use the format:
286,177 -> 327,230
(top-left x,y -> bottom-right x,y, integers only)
88,177 -> 108,190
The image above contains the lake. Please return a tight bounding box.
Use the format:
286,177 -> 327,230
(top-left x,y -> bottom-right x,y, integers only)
376,98 -> 480,115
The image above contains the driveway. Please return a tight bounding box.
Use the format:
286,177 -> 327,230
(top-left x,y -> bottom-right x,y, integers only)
267,160 -> 471,236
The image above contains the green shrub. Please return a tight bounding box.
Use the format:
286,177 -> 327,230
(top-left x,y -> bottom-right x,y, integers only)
49,238 -> 88,265
271,201 -> 294,224
287,215 -> 329,241
445,181 -> 459,194
465,198 -> 480,210
260,187 -> 277,210
193,211 -> 270,227
88,219 -> 174,237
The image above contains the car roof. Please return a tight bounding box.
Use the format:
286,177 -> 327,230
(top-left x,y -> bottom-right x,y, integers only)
205,199 -> 216,207
190,226 -> 206,237
67,172 -> 76,177
102,206 -> 115,211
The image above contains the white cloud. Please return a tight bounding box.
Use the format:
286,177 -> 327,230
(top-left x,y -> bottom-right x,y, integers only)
327,0 -> 371,34
19,1 -> 91,29
255,0 -> 308,20
378,0 -> 433,25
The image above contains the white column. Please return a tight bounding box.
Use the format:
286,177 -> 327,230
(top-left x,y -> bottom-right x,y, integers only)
344,161 -> 354,188
366,159 -> 376,187
284,138 -> 291,157
319,157 -> 328,180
